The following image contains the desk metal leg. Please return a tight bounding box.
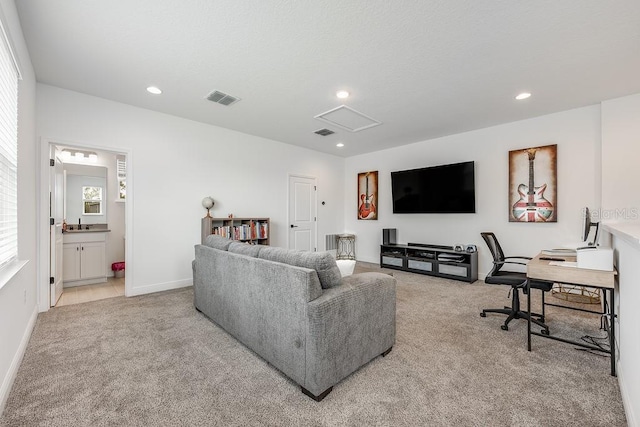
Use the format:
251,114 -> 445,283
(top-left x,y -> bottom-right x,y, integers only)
610,287 -> 616,377
527,278 -> 532,351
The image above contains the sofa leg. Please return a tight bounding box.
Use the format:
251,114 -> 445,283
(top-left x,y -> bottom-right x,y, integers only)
301,386 -> 333,402
381,346 -> 393,357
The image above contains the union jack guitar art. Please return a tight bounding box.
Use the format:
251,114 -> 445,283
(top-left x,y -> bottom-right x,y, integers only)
511,147 -> 555,222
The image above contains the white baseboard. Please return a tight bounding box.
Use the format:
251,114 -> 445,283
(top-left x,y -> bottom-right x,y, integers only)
127,278 -> 192,297
0,305 -> 38,415
617,363 -> 637,427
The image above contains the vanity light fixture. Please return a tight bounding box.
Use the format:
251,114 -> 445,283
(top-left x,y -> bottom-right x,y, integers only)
61,149 -> 99,163
147,86 -> 162,95
336,143 -> 344,148
336,90 -> 350,99
515,92 -> 531,100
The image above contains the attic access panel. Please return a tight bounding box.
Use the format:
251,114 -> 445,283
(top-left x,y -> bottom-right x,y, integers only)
314,105 -> 381,132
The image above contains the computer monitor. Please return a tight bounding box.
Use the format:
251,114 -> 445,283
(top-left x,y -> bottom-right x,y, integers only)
581,207 -> 600,246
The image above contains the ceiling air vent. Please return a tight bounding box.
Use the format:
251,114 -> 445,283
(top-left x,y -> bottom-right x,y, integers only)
314,128 -> 335,136
206,90 -> 240,106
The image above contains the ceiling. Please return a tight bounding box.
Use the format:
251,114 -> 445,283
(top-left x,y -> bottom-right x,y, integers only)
15,1 -> 640,157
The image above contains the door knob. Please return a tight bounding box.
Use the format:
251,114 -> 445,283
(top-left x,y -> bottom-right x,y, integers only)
290,224 -> 298,228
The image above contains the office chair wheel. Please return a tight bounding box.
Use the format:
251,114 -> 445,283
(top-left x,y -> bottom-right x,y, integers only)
501,325 -> 509,331
541,329 -> 549,335
480,312 -> 486,317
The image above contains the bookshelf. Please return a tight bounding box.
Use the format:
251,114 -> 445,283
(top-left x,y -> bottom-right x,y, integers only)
201,217 -> 270,245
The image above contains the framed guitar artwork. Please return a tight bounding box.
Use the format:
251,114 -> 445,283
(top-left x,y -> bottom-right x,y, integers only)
357,171 -> 378,220
509,144 -> 557,223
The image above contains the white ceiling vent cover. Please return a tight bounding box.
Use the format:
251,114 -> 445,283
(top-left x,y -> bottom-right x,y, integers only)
314,105 -> 381,132
206,90 -> 240,106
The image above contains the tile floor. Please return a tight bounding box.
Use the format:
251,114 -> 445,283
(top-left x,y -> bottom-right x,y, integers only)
55,277 -> 125,307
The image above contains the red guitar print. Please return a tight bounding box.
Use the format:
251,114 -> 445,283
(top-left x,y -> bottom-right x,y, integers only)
512,148 -> 554,222
358,172 -> 376,219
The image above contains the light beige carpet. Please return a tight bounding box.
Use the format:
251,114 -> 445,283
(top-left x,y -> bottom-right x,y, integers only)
1,263 -> 626,426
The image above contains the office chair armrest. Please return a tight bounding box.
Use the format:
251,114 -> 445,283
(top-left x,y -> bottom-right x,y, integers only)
493,260 -> 529,267
504,256 -> 532,261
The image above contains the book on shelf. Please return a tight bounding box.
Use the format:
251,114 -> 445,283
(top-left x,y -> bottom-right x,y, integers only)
211,222 -> 268,241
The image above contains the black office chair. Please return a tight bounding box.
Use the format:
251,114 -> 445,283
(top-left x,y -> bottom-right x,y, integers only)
480,232 -> 551,333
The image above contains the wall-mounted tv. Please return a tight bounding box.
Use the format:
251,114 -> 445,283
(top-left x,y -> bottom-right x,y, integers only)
391,161 -> 476,214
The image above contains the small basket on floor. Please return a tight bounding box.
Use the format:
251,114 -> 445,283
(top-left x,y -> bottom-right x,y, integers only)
112,262 -> 125,278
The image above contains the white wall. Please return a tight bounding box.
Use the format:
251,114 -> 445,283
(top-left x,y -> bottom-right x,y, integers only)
0,0 -> 37,414
344,105 -> 601,276
36,84 -> 345,299
601,93 -> 640,426
608,232 -> 640,427
602,93 -> 640,222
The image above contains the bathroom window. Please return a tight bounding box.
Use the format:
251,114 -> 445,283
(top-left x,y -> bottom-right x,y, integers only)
116,157 -> 126,202
82,186 -> 103,215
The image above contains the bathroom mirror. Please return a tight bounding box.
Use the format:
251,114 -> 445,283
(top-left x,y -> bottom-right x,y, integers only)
64,165 -> 107,225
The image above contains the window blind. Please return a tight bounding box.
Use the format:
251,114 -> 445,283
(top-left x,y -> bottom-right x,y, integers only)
0,23 -> 19,269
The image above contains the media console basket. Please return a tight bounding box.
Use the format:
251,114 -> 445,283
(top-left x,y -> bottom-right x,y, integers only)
380,243 -> 478,283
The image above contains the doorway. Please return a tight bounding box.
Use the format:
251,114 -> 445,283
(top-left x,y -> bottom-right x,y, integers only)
288,174 -> 317,251
40,139 -> 132,311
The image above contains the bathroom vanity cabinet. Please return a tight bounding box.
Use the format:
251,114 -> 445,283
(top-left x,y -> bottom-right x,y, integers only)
63,231 -> 108,286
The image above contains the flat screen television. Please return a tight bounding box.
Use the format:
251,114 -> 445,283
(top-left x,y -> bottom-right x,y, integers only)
391,161 -> 476,214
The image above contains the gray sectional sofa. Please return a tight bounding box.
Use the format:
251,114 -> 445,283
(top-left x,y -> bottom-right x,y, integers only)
193,235 -> 396,401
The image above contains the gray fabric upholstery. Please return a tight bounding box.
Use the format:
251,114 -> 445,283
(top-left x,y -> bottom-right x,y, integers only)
306,273 -> 396,394
259,247 -> 343,289
203,234 -> 233,251
228,241 -> 263,257
193,244 -> 396,397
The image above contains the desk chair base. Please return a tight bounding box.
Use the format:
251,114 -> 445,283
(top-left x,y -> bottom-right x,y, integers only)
480,286 -> 550,333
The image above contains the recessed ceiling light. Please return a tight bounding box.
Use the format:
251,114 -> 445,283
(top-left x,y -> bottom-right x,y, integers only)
336,143 -> 344,148
147,86 -> 162,95
515,92 -> 531,100
336,90 -> 350,99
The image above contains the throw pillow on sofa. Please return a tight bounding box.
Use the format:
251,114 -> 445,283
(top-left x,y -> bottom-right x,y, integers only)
258,247 -> 342,289
228,241 -> 263,257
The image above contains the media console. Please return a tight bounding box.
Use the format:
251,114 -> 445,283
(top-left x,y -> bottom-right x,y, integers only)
380,243 -> 478,283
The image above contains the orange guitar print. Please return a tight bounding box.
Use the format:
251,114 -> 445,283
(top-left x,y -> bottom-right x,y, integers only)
358,172 -> 377,220
512,148 -> 554,222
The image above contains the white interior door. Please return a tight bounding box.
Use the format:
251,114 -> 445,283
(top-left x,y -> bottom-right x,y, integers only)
50,152 -> 64,306
288,175 -> 317,251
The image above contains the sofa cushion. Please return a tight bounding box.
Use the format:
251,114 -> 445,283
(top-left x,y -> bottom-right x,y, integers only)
259,247 -> 342,289
203,234 -> 233,251
228,241 -> 263,257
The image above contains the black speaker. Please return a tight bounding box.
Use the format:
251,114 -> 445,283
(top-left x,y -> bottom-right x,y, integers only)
382,228 -> 397,245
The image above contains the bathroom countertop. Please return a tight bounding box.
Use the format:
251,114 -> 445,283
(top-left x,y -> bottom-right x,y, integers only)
64,229 -> 111,233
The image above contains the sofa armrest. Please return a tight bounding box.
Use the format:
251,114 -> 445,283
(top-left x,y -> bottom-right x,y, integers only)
304,272 -> 396,395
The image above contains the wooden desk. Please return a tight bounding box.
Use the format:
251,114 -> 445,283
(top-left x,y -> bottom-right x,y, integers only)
526,253 -> 617,376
